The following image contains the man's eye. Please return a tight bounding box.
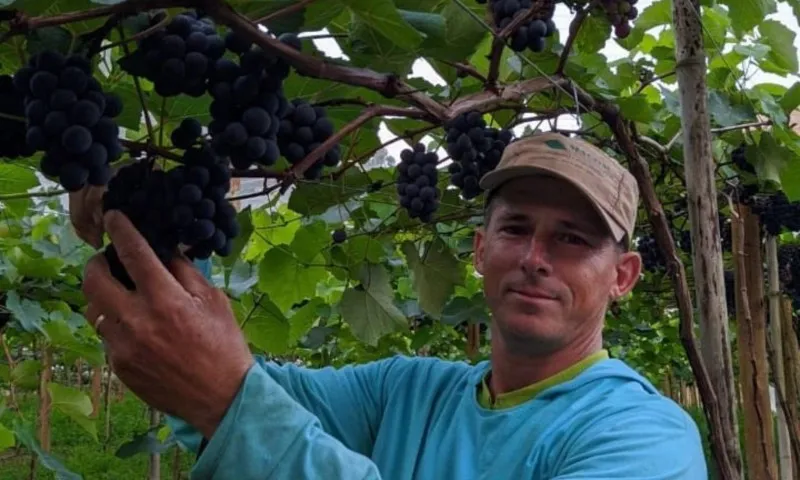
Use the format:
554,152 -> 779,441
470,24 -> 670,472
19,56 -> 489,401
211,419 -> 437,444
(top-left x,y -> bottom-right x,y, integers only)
559,233 -> 586,245
500,225 -> 526,235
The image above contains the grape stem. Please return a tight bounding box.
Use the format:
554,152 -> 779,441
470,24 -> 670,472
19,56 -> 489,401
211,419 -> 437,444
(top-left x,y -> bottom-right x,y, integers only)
119,139 -> 181,162
555,0 -> 599,75
98,14 -> 171,53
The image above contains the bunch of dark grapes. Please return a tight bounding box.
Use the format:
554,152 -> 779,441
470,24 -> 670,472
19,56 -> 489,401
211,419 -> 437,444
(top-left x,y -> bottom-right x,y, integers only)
745,191 -> 800,236
0,75 -> 36,159
396,143 -> 440,223
636,234 -> 665,272
102,144 -> 238,289
597,0 -> 638,38
122,10 -> 226,97
444,111 -> 513,199
206,32 -> 300,170
277,98 -> 340,179
478,0 -> 557,53
14,51 -> 123,191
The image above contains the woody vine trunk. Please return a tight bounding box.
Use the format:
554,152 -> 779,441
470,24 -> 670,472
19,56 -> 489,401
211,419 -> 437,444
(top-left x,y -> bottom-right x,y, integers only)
670,0 -> 741,475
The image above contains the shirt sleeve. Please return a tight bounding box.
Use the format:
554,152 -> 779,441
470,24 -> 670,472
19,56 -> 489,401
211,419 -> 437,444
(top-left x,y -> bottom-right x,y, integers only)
550,401 -> 708,479
187,360 -> 385,479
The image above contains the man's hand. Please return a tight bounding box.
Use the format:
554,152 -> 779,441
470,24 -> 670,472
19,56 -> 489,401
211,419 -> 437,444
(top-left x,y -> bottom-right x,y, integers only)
82,210 -> 254,439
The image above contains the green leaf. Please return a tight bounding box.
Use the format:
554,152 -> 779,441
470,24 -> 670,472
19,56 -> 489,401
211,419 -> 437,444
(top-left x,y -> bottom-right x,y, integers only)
48,383 -> 97,441
342,0 -> 425,51
115,427 -> 176,458
780,82 -> 800,114
721,0 -> 776,36
291,221 -> 330,264
758,20 -> 798,73
236,295 -> 291,354
616,95 -> 656,123
0,164 -> 38,195
13,420 -> 84,479
5,291 -> 47,332
257,248 -> 327,311
634,0 -> 672,31
402,238 -> 464,317
25,27 -> 74,56
574,14 -> 610,54
339,264 -> 407,345
440,294 -> 490,326
0,423 -> 14,451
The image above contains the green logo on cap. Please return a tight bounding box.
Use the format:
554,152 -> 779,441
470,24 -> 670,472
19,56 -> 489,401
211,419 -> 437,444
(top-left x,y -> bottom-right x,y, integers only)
545,139 -> 566,150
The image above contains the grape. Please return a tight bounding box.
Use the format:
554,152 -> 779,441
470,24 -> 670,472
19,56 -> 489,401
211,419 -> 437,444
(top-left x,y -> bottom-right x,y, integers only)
121,10 -> 226,97
0,74 -> 36,159
206,32 -> 300,170
484,0 -> 557,54
101,143 -> 239,289
636,234 -> 665,272
171,117 -> 203,149
276,99 -> 341,179
593,0 -> 638,39
332,229 -> 347,244
396,143 -> 440,223
444,110 -> 513,200
14,51 -> 123,191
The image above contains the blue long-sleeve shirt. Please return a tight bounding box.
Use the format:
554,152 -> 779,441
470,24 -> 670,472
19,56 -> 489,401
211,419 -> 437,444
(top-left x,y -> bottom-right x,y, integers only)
166,354 -> 707,479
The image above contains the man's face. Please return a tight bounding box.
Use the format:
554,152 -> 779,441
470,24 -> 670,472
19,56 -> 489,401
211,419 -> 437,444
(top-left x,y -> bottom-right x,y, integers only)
473,175 -> 641,356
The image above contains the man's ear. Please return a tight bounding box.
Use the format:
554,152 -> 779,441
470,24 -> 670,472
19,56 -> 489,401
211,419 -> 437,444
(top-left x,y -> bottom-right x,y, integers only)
474,227 -> 486,275
610,251 -> 641,299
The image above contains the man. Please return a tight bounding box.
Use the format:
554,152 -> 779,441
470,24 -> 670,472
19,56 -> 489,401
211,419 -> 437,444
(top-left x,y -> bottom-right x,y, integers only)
80,132 -> 707,479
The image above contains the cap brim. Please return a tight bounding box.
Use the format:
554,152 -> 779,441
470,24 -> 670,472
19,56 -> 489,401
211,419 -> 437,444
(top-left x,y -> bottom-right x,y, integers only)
480,165 -> 626,242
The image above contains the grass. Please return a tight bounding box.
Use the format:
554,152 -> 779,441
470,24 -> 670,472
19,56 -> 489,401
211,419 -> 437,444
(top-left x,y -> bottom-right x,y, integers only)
1,391 -> 195,480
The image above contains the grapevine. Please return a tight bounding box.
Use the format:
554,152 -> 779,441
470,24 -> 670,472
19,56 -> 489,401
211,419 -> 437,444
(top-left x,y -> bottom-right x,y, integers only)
14,51 -> 123,191
396,143 -> 440,223
636,233 -> 665,272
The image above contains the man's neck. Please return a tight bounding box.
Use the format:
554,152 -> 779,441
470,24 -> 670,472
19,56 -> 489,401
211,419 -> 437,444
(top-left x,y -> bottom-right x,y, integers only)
487,331 -> 603,397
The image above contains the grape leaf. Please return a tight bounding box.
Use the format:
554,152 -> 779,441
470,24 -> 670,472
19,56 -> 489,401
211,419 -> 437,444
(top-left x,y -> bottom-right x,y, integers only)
235,294 -> 291,354
339,264 -> 407,345
402,237 -> 465,317
48,383 -> 97,441
758,20 -> 798,74
257,248 -> 327,311
0,423 -> 14,451
5,291 -> 47,332
721,0 -> 777,37
12,420 -> 83,479
342,0 -> 424,51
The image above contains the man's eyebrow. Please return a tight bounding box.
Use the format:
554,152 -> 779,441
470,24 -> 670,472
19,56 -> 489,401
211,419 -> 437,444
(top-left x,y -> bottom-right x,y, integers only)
496,211 -> 602,235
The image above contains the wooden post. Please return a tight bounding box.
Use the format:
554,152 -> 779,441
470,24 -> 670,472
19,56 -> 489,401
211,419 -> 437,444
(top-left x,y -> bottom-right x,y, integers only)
733,204 -> 777,479
781,297 -> 800,477
671,0 -> 741,476
766,236 -> 793,479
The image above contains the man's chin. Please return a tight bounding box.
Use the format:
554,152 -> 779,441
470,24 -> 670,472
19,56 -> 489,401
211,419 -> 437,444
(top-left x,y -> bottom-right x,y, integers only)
494,314 -> 565,355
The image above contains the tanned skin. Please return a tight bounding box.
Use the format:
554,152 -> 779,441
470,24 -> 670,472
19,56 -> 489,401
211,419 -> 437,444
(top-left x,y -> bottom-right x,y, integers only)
473,175 -> 642,397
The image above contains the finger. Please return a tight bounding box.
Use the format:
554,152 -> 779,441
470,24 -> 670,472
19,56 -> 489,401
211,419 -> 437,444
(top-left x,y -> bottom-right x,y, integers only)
82,252 -> 134,321
103,210 -> 184,296
167,252 -> 212,296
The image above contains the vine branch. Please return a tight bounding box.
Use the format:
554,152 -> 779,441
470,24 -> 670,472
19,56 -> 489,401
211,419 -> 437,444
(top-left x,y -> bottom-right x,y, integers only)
555,0 -> 598,75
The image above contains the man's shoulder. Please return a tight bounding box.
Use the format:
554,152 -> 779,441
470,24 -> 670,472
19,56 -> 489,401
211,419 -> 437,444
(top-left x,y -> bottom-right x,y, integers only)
563,358 -> 700,436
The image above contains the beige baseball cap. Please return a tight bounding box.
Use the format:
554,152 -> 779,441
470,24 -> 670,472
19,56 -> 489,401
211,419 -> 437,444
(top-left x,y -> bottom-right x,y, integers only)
479,132 -> 639,243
